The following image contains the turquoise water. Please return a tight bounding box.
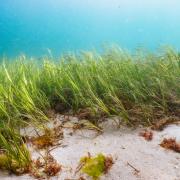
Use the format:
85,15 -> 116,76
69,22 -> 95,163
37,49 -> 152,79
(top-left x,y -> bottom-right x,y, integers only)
0,0 -> 180,57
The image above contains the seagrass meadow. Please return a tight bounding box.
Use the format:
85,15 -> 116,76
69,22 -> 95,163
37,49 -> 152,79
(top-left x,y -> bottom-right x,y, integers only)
0,47 -> 179,125
0,47 -> 179,174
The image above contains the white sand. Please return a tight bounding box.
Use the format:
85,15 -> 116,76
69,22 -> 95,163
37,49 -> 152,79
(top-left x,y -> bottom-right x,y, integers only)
0,116 -> 180,180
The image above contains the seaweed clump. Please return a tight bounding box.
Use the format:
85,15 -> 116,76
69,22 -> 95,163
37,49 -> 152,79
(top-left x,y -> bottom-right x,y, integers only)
78,153 -> 114,180
160,138 -> 180,153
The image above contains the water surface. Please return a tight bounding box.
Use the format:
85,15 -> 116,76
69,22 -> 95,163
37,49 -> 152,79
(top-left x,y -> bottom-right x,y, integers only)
0,0 -> 180,57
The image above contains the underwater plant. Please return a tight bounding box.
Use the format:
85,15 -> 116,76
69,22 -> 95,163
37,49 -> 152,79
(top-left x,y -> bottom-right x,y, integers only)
78,153 -> 114,180
0,125 -> 31,174
0,47 -> 179,175
0,47 -> 179,126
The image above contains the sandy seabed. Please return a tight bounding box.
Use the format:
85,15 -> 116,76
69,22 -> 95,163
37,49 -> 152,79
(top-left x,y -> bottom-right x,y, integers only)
0,115 -> 180,180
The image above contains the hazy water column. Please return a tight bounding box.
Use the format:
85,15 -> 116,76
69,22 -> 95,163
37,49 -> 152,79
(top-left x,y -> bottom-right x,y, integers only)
0,0 -> 180,57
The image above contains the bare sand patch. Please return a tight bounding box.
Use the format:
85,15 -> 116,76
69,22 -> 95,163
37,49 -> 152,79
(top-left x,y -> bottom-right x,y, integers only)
0,116 -> 180,180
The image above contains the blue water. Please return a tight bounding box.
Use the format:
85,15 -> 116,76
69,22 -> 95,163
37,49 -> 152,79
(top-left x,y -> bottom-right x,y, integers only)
0,0 -> 180,57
